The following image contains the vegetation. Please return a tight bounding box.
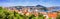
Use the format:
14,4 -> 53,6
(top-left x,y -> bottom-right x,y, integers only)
56,15 -> 60,19
56,13 -> 60,19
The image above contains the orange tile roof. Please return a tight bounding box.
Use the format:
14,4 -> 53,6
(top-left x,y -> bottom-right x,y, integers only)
48,13 -> 57,18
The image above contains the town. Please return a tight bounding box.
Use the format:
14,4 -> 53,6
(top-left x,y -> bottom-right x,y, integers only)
1,5 -> 60,19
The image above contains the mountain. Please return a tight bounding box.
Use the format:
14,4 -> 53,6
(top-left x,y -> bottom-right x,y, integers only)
5,5 -> 48,12
47,6 -> 60,12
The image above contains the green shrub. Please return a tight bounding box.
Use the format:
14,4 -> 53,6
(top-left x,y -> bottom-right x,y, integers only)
56,15 -> 60,19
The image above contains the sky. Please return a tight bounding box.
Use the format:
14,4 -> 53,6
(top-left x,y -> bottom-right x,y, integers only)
0,0 -> 60,7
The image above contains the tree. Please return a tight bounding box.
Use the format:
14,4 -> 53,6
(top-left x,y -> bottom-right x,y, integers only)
0,7 -> 2,10
0,12 -> 6,19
